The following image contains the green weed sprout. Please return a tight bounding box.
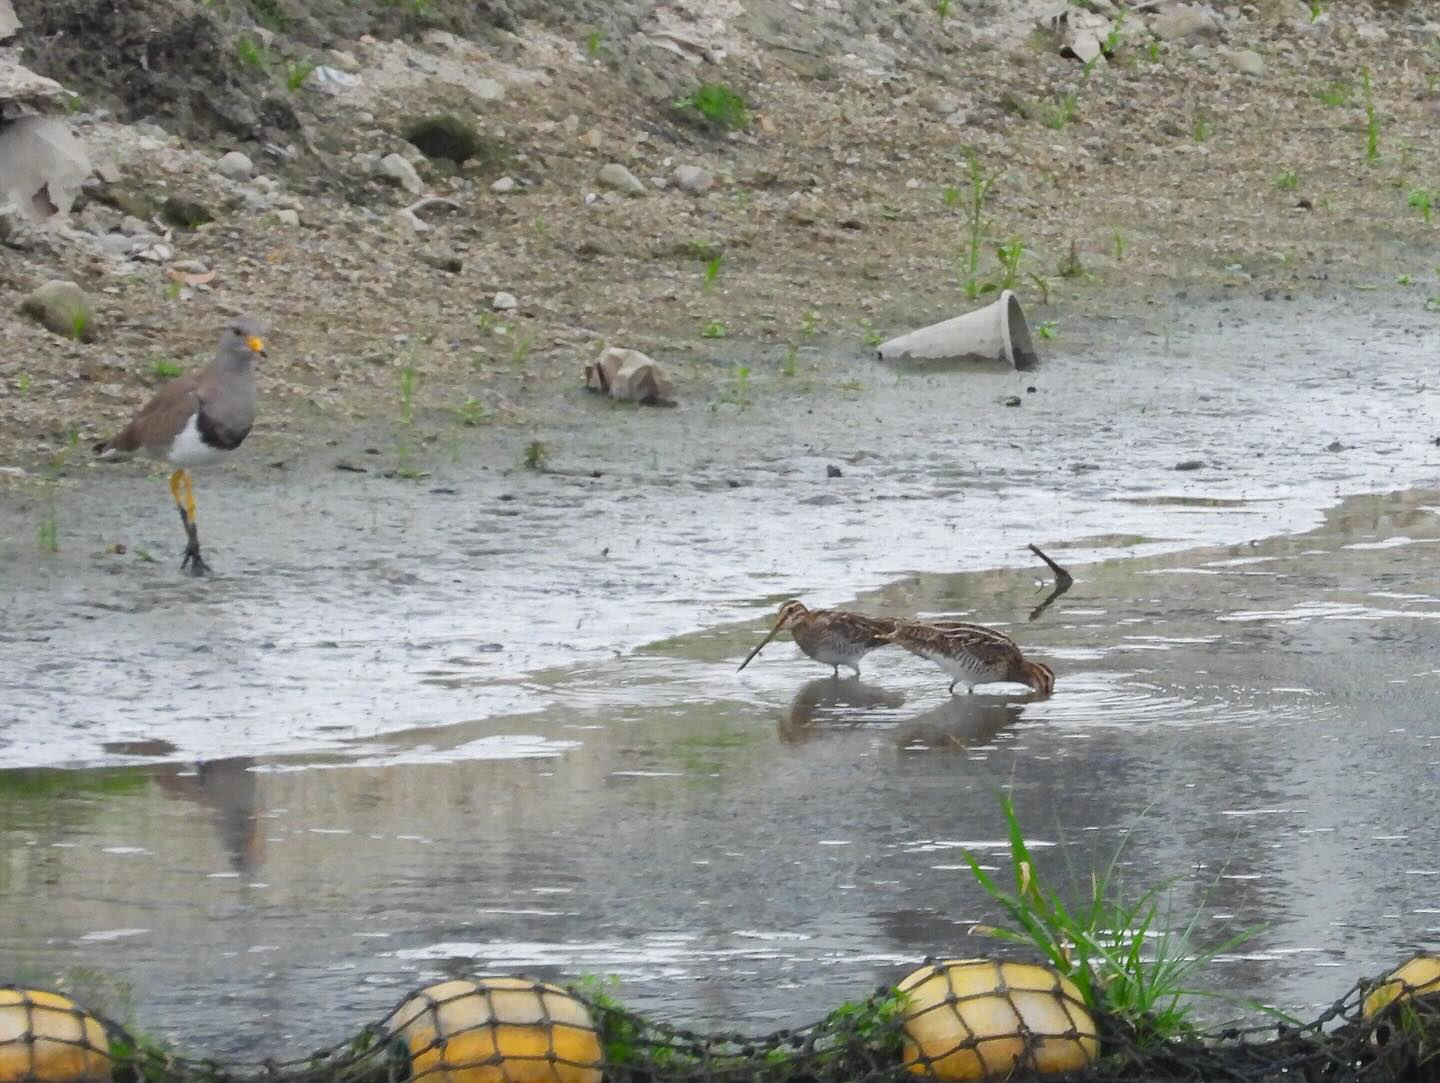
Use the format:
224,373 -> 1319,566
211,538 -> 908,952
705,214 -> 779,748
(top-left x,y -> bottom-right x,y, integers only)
964,795 -> 1266,1046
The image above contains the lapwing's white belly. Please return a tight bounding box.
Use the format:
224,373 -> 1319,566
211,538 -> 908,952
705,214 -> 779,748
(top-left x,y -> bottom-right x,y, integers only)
165,414 -> 232,467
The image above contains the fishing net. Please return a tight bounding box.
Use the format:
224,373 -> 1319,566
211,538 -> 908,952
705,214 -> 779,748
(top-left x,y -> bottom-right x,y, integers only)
2,957 -> 1438,1083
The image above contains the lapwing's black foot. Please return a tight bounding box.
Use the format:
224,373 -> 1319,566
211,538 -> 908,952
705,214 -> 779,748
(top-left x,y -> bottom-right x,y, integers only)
178,511 -> 208,576
181,547 -> 209,576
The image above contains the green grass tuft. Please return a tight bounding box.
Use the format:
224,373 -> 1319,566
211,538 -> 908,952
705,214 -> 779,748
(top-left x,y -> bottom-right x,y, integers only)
963,795 -> 1271,1046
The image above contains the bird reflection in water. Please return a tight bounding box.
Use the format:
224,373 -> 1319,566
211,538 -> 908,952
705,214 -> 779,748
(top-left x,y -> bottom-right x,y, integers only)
779,675 -> 907,743
895,692 -> 1035,752
152,757 -> 263,877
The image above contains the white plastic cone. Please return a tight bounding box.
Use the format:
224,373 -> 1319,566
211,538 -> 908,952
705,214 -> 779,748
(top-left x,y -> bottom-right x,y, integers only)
876,290 -> 1039,370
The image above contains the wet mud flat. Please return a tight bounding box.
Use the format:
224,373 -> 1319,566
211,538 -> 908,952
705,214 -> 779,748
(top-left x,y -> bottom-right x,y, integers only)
1,295 -> 1439,1055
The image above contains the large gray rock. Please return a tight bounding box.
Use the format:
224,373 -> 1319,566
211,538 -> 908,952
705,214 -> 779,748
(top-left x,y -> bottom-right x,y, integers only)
673,164 -> 714,194
379,153 -> 423,195
0,116 -> 90,220
215,150 -> 254,181
0,54 -> 67,118
1151,4 -> 1221,41
1227,48 -> 1264,77
20,279 -> 96,341
597,162 -> 645,196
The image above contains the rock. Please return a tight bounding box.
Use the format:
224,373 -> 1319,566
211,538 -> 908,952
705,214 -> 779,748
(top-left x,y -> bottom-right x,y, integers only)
585,347 -> 673,404
161,196 -> 213,229
492,291 -> 518,310
1003,395 -> 1022,407
1151,4 -> 1221,41
402,114 -> 480,165
920,90 -> 961,115
118,215 -> 149,236
418,249 -> 462,273
1226,48 -> 1264,77
379,153 -> 423,195
473,78 -> 505,102
673,164 -> 714,193
826,464 -> 843,478
274,208 -> 300,227
327,49 -> 361,73
491,176 -> 518,194
215,150 -> 254,181
597,162 -> 645,196
1173,459 -> 1206,471
0,55 -> 68,116
0,116 -> 90,221
20,280 -> 96,341
0,2 -> 20,40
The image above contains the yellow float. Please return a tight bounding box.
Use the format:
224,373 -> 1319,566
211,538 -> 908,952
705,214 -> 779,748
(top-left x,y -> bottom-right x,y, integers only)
896,959 -> 1098,1081
385,978 -> 603,1083
1362,954 -> 1440,1020
0,989 -> 110,1083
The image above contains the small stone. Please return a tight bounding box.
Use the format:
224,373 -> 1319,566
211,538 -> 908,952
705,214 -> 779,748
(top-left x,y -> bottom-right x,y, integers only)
1003,395 -> 1022,407
1173,459 -> 1206,471
1151,5 -> 1220,41
491,176 -> 518,194
20,280 -> 96,341
216,150 -> 254,181
169,259 -> 209,274
473,78 -> 505,102
379,153 -> 423,195
597,162 -> 645,196
118,215 -> 149,236
419,249 -> 462,273
328,49 -> 361,73
492,291 -> 518,310
274,208 -> 300,227
1226,48 -> 1264,77
1324,440 -> 1345,453
673,164 -> 714,193
826,464 -> 843,478
920,90 -> 961,116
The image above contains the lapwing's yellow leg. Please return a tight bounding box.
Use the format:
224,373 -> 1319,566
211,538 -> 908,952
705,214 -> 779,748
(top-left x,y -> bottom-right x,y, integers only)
170,468 -> 208,576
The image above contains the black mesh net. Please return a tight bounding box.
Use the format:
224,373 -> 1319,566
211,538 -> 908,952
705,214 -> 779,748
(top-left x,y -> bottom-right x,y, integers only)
2,959 -> 1438,1083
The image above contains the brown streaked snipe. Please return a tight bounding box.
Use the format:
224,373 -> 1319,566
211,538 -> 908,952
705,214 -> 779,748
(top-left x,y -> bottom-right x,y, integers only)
93,316 -> 266,576
883,619 -> 1055,697
738,599 -> 897,678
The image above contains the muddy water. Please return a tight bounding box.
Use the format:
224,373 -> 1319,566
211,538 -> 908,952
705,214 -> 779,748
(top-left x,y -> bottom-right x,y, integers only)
2,296 -> 1439,1055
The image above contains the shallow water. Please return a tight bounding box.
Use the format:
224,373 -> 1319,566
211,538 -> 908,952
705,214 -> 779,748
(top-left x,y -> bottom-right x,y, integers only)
2,297 -> 1439,1055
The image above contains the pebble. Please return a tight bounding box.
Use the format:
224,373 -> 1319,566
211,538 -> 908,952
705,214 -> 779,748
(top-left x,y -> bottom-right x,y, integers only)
597,162 -> 645,195
673,164 -> 714,194
1227,48 -> 1264,77
20,280 -> 96,341
274,208 -> 300,227
491,176 -> 518,194
379,153 -> 423,195
216,150 -> 254,181
1151,6 -> 1220,41
492,291 -> 518,310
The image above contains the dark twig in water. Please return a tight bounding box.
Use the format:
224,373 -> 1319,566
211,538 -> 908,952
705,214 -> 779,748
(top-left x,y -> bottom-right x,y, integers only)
1027,543 -> 1074,622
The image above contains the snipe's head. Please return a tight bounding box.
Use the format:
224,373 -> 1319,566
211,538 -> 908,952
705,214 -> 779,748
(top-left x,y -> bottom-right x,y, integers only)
774,599 -> 810,629
220,315 -> 267,363
738,599 -> 810,672
1021,660 -> 1055,698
